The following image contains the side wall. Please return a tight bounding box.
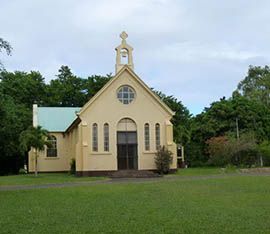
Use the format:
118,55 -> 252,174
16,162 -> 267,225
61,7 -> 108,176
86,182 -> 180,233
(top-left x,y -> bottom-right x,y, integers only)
28,132 -> 72,172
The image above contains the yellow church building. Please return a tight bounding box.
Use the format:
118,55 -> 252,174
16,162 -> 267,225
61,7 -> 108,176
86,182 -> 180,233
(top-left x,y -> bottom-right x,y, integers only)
28,32 -> 177,176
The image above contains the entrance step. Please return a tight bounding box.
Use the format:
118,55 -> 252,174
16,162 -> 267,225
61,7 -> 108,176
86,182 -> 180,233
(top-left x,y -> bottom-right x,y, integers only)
110,170 -> 161,178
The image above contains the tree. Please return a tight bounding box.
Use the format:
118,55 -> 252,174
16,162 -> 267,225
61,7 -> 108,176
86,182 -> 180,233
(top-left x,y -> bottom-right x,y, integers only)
84,74 -> 112,100
45,66 -> 112,106
0,94 -> 31,175
46,66 -> 85,106
19,126 -> 50,176
186,95 -> 270,166
0,38 -> 12,70
154,90 -> 191,145
0,38 -> 12,71
0,70 -> 46,107
236,65 -> 270,106
206,133 -> 259,167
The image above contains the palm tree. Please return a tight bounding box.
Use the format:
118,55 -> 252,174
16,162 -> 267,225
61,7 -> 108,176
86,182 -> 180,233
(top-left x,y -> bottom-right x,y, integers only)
20,126 -> 50,176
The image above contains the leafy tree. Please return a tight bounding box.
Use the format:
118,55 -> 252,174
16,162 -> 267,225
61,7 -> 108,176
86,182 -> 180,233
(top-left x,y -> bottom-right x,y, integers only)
20,126 -> 50,176
154,90 -> 191,145
0,94 -> 31,175
84,74 -> 112,100
0,38 -> 12,70
186,96 -> 270,166
206,134 -> 259,167
45,66 -> 112,106
46,66 -> 85,106
236,65 -> 270,106
257,141 -> 270,166
0,70 -> 46,107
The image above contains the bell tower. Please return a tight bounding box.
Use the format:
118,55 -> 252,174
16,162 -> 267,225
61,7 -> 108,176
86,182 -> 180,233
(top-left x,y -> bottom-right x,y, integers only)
115,31 -> 134,74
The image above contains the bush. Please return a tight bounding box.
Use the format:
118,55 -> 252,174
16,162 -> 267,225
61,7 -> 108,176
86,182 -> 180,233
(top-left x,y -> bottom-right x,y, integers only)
206,136 -> 230,166
155,146 -> 173,174
70,158 -> 76,175
185,142 -> 208,167
206,134 -> 260,167
257,141 -> 270,166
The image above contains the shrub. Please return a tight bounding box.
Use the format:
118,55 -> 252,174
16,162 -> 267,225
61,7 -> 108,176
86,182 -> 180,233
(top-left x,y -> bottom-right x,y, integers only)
206,136 -> 230,166
257,141 -> 270,166
70,158 -> 76,175
206,134 -> 260,167
155,146 -> 173,174
228,134 -> 259,167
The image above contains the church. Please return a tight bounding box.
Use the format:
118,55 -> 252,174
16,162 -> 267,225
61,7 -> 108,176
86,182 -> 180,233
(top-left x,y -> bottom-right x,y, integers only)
28,32 -> 177,176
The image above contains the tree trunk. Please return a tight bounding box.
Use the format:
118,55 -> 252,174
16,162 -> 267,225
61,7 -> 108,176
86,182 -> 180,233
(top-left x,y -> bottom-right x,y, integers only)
260,155 -> 264,167
35,150 -> 38,176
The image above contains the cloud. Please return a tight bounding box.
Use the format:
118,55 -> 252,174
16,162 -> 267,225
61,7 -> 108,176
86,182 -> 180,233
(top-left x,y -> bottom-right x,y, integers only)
153,42 -> 262,62
1,0 -> 270,114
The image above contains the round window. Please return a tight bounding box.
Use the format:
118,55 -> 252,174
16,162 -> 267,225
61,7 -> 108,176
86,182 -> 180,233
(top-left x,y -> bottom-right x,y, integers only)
117,86 -> 135,104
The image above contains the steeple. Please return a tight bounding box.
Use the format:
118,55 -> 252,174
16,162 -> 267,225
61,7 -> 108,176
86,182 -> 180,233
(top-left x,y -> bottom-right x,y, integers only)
115,31 -> 134,74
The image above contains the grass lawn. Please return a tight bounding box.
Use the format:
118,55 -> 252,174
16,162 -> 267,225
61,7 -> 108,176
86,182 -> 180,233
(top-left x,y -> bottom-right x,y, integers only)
174,167 -> 237,176
0,173 -> 269,233
0,173 -> 106,186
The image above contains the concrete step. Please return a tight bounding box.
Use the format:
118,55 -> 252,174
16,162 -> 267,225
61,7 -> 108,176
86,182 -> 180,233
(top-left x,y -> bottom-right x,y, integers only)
110,170 -> 161,178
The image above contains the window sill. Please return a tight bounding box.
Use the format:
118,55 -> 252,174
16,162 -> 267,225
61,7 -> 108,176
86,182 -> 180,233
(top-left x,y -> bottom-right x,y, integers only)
44,157 -> 60,160
143,151 -> 156,154
90,152 -> 112,156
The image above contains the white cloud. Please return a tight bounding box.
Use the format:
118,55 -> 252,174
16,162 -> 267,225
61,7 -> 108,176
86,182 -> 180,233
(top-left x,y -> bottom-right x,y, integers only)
152,42 -> 263,62
1,0 -> 270,114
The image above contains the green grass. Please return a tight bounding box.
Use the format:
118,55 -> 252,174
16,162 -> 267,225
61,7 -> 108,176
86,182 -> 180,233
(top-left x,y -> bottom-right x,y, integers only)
174,167 -> 237,176
0,173 -> 106,186
0,174 -> 269,233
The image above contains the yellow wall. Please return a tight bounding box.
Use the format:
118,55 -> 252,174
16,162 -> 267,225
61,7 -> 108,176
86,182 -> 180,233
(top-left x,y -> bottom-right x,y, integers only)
78,68 -> 177,171
28,132 -> 72,172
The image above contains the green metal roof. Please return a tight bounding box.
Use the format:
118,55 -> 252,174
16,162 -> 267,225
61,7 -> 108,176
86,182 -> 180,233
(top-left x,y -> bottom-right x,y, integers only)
37,107 -> 81,132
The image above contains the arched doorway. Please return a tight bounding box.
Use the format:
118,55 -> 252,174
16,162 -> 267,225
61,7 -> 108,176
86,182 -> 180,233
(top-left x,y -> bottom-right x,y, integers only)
117,118 -> 138,170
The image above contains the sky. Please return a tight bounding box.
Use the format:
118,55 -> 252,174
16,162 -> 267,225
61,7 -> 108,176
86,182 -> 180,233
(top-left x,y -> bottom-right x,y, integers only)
1,0 -> 270,115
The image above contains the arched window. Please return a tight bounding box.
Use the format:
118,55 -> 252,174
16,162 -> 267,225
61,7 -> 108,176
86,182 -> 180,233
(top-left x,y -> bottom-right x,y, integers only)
92,123 -> 98,152
47,135 -> 57,157
104,123 -> 109,152
155,123 -> 160,150
144,123 -> 150,151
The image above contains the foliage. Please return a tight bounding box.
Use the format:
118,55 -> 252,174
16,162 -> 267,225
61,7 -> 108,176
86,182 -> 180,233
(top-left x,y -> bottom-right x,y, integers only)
0,38 -> 12,70
186,95 -> 270,166
206,136 -> 230,166
206,134 -> 260,167
155,146 -> 173,174
46,66 -> 112,107
19,126 -> 49,153
154,90 -> 191,144
46,66 -> 86,107
0,94 -> 31,175
70,158 -> 76,175
19,126 -> 50,176
236,65 -> 270,107
84,74 -> 112,100
0,70 -> 46,107
257,141 -> 270,166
